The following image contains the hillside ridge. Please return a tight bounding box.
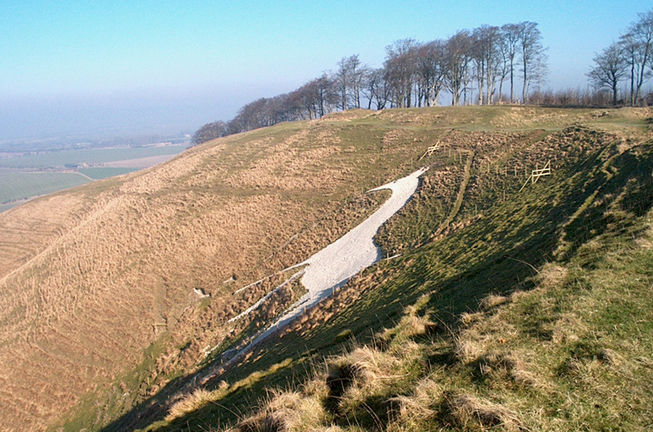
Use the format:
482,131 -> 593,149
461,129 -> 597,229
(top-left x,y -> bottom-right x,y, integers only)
0,105 -> 650,432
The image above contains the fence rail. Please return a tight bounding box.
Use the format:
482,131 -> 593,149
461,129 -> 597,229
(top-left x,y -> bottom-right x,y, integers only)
519,160 -> 551,192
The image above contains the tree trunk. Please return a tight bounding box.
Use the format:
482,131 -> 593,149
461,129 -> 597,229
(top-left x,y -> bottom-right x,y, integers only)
509,60 -> 514,103
406,82 -> 412,108
522,56 -> 528,104
635,46 -> 650,105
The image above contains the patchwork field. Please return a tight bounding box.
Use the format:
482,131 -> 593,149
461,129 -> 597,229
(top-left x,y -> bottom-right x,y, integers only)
0,144 -> 186,211
0,145 -> 186,169
78,167 -> 138,179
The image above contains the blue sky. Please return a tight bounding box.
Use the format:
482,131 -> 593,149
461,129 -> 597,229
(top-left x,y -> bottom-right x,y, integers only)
0,0 -> 650,140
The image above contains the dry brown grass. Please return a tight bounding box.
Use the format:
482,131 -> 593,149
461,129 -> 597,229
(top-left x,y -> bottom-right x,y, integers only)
391,377 -> 443,424
443,391 -> 523,431
223,388 -> 330,432
0,193 -> 89,279
2,106 -> 647,431
0,119 -> 412,431
165,388 -> 215,421
460,311 -> 484,327
479,293 -> 510,310
454,308 -> 520,365
537,263 -> 568,289
474,352 -> 542,389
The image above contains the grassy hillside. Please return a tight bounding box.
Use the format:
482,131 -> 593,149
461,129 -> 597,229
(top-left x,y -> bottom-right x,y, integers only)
0,106 -> 649,432
114,110 -> 651,432
0,107 -> 433,431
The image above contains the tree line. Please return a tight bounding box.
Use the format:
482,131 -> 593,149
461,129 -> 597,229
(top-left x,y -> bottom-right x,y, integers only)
193,20 -> 546,144
588,10 -> 653,106
193,11 -> 652,145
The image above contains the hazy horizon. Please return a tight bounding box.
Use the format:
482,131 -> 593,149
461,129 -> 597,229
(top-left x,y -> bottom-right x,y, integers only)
2,0 -> 649,143
0,82 -> 291,141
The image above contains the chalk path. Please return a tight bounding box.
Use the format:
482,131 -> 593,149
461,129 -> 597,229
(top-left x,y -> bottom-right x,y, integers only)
205,167 -> 427,379
280,166 -> 429,325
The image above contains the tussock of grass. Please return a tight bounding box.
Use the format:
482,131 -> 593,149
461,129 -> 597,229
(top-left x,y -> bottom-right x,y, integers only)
236,412 -> 284,432
537,263 -> 568,289
389,378 -> 442,425
162,358 -> 294,426
442,391 -> 523,431
379,295 -> 437,347
454,337 -> 486,364
470,352 -> 542,389
479,293 -> 510,310
165,389 -> 215,422
234,390 -> 328,432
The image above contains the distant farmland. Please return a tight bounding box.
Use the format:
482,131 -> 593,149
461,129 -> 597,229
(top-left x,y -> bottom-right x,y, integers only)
0,170 -> 90,203
0,144 -> 186,211
0,145 -> 186,169
78,167 -> 136,179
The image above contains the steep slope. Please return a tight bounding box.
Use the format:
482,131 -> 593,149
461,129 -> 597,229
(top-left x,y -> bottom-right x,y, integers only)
0,106 -> 649,432
0,115 -> 418,431
100,107 -> 649,432
206,139 -> 653,432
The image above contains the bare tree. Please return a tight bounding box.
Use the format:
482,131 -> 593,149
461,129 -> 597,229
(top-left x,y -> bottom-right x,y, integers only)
191,120 -> 228,145
315,74 -> 338,117
295,82 -> 319,119
445,31 -> 472,105
471,28 -> 486,105
620,33 -> 642,105
496,30 -> 511,103
484,26 -> 502,104
621,11 -> 653,105
384,39 -> 417,108
587,43 -> 627,105
471,25 -> 501,105
362,68 -> 390,110
348,55 -> 365,108
500,23 -> 521,103
517,21 -> 546,103
301,74 -> 337,117
335,55 -> 367,110
335,56 -> 350,110
415,40 -> 447,106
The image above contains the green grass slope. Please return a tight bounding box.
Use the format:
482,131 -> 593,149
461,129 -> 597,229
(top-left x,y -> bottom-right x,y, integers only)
47,106 -> 652,432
